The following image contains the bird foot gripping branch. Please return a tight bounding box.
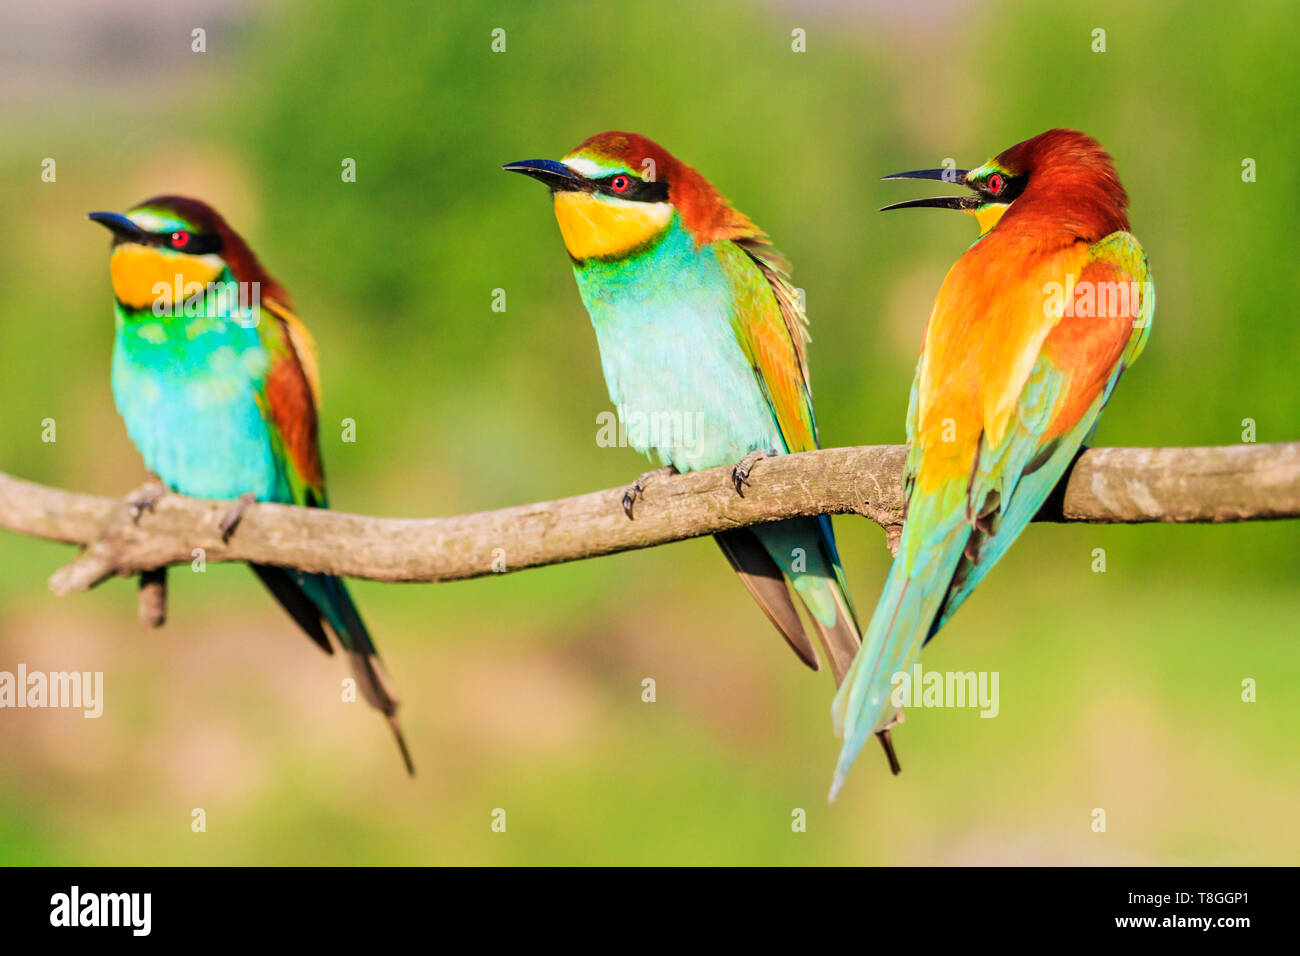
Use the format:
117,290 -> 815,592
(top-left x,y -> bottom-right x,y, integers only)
48,479 -> 169,597
731,448 -> 778,497
47,479 -> 185,630
45,477 -> 253,624
621,464 -> 678,519
218,491 -> 258,542
125,479 -> 166,523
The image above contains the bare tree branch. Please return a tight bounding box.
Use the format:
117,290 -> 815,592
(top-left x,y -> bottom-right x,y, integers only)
0,442 -> 1295,597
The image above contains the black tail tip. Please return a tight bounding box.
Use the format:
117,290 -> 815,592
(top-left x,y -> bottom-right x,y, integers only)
877,730 -> 902,776
388,715 -> 416,777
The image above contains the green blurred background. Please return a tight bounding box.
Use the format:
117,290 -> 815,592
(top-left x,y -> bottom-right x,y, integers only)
1,0 -> 1297,864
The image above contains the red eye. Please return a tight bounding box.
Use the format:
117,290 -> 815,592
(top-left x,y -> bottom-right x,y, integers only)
171,230 -> 191,249
610,175 -> 630,193
987,173 -> 1004,195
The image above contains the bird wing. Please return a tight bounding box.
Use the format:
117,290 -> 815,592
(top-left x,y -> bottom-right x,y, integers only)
931,230 -> 1152,633
723,237 -> 818,453
908,237 -> 1088,503
257,293 -> 327,508
831,230 -> 1152,794
715,237 -> 862,679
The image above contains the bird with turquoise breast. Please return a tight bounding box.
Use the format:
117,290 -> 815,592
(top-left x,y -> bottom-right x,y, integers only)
88,196 -> 413,773
505,132 -> 863,686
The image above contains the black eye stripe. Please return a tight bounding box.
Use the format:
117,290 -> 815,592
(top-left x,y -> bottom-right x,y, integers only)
976,174 -> 1026,203
592,173 -> 669,204
144,230 -> 223,255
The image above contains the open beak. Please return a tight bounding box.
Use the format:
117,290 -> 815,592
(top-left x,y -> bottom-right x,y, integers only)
879,167 -> 975,212
502,159 -> 588,192
87,211 -> 148,241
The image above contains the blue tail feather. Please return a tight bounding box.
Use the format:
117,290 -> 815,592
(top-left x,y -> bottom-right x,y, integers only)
829,488 -> 968,800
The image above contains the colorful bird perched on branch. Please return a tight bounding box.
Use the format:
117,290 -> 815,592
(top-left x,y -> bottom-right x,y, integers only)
830,129 -> 1154,798
88,197 -> 412,774
505,132 -> 863,683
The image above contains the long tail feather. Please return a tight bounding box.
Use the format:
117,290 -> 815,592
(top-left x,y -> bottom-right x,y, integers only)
715,528 -> 821,671
252,564 -> 332,656
829,490 -> 968,800
752,517 -> 862,684
803,515 -> 863,685
254,565 -> 414,775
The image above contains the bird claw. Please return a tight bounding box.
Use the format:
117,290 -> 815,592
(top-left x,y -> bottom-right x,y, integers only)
125,481 -> 167,523
218,492 -> 258,542
620,465 -> 677,519
730,448 -> 777,498
621,487 -> 640,519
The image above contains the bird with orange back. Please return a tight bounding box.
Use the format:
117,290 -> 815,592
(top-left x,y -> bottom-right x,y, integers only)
831,129 -> 1154,797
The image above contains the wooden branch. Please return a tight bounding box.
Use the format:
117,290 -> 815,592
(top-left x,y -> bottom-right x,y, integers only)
0,442 -> 1296,596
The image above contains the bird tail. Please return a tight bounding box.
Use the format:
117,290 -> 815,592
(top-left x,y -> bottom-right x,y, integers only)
750,516 -> 862,684
252,565 -> 414,775
715,528 -> 822,671
828,485 -> 968,800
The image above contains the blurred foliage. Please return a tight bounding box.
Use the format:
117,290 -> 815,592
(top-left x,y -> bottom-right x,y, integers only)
0,0 -> 1296,864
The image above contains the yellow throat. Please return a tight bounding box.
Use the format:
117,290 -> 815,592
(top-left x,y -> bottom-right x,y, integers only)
109,244 -> 225,310
972,202 -> 1010,237
551,191 -> 673,260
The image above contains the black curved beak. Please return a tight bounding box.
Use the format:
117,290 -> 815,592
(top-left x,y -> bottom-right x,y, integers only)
87,211 -> 148,241
880,195 -> 978,212
882,168 -> 970,185
879,167 -> 974,213
502,159 -> 588,192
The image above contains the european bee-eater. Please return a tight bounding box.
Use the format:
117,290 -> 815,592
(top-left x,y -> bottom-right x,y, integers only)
830,129 -> 1153,798
88,196 -> 413,774
505,132 -> 862,681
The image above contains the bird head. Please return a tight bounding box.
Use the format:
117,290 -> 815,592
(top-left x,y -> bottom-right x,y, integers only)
88,196 -> 284,310
881,128 -> 1129,241
504,131 -> 761,261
